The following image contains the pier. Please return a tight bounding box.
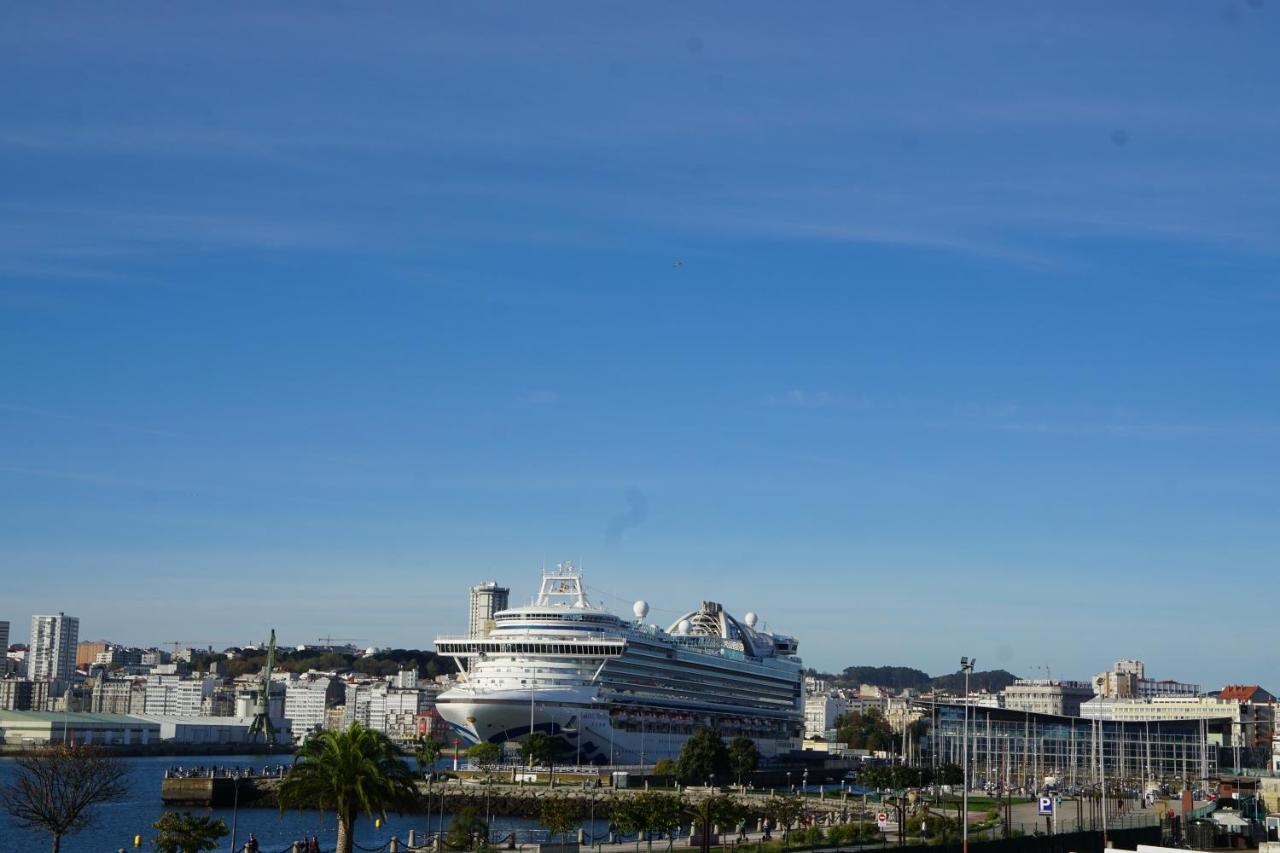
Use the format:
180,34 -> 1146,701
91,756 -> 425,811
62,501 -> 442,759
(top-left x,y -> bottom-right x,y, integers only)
160,764 -> 288,807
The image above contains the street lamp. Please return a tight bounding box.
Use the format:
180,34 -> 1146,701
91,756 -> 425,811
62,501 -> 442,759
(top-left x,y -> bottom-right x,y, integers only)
960,657 -> 975,853
787,771 -> 792,792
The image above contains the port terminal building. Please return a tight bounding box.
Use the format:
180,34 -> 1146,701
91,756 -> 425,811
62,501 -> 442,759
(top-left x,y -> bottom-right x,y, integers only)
922,702 -> 1229,787
0,710 -> 161,747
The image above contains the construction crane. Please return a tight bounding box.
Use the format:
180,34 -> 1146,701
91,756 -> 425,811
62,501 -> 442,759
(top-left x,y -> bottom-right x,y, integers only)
164,640 -> 239,655
316,636 -> 366,647
246,629 -> 278,745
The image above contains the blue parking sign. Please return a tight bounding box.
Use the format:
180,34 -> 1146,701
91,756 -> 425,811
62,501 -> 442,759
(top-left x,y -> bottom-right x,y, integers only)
1038,796 -> 1054,816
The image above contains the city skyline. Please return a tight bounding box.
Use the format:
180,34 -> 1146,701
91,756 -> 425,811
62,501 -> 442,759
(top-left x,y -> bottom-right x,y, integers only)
3,4 -> 1278,689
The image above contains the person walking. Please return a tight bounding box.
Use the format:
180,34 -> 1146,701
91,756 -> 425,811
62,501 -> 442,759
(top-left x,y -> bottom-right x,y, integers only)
307,837 -> 321,853
245,832 -> 260,853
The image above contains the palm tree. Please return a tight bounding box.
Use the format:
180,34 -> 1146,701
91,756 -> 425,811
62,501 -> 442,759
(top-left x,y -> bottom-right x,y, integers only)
278,723 -> 418,853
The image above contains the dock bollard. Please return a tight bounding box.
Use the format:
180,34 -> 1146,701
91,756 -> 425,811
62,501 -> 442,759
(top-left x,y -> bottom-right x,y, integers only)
292,844 -> 301,853
578,828 -> 585,843
408,829 -> 417,846
390,836 -> 400,852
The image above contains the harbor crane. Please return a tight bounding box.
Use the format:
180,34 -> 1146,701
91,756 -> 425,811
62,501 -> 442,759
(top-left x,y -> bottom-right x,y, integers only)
247,628 -> 279,745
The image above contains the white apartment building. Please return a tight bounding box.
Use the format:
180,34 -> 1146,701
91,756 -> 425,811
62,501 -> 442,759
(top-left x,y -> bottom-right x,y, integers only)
340,680 -> 426,737
384,688 -> 425,740
1091,660 -> 1199,700
283,679 -> 332,738
1001,679 -> 1096,717
26,613 -> 79,686
143,676 -> 216,716
392,668 -> 419,690
805,692 -> 850,738
1080,696 -> 1246,743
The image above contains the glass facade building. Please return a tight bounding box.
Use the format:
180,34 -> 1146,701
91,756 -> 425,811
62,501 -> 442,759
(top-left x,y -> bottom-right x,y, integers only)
924,703 -> 1228,789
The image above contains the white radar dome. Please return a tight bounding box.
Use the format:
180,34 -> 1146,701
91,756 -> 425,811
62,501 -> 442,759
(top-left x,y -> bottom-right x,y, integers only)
633,600 -> 650,620
677,619 -> 692,635
744,612 -> 758,629
364,646 -> 379,656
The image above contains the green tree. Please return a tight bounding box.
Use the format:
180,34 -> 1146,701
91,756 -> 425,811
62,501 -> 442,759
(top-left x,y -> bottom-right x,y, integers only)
537,797 -> 581,845
726,736 -> 759,785
684,795 -> 741,853
467,742 -> 501,771
675,728 -> 729,785
446,805 -> 489,849
613,792 -> 683,853
278,723 -> 419,853
856,765 -> 891,791
651,758 -> 677,781
938,763 -> 964,786
889,765 -> 921,790
835,709 -> 895,751
150,811 -> 228,853
0,745 -> 128,853
521,732 -> 555,767
414,735 -> 444,777
762,795 -> 806,846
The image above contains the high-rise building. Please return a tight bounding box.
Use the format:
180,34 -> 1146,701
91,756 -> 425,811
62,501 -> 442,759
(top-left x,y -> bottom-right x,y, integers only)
468,581 -> 509,639
0,621 -> 11,677
76,641 -> 111,668
27,613 -> 80,686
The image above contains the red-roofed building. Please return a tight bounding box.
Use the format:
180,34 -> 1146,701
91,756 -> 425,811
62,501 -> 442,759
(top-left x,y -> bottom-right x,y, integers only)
1218,685 -> 1276,751
1220,685 -> 1275,704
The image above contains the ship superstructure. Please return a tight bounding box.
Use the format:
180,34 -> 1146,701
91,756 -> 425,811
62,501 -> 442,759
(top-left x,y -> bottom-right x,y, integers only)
434,564 -> 803,765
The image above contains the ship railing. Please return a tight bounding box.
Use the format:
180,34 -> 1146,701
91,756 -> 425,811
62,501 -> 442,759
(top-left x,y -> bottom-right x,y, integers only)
435,633 -> 627,643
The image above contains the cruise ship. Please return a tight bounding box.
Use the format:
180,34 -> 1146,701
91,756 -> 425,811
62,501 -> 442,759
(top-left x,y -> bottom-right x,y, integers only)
433,565 -> 804,765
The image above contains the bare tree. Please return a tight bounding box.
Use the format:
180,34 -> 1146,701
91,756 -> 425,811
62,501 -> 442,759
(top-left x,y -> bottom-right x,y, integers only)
1,745 -> 129,853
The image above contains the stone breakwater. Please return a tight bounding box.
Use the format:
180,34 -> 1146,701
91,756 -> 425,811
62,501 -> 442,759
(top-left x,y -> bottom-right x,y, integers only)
162,777 -> 867,822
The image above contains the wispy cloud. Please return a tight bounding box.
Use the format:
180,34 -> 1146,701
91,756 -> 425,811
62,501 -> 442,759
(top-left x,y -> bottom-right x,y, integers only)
0,403 -> 179,438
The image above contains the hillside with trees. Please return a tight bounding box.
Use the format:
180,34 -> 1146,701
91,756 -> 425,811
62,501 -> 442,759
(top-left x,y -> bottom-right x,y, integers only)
809,665 -> 1020,693
188,648 -> 457,680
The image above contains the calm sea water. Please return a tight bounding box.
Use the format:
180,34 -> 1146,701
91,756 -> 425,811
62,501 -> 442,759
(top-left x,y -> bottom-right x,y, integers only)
0,755 -> 606,853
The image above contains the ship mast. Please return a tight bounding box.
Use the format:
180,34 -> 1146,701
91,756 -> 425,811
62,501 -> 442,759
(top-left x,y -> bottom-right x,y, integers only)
536,562 -> 591,608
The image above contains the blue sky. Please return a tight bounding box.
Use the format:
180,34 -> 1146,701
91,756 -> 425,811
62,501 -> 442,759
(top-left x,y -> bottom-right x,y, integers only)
1,3 -> 1277,688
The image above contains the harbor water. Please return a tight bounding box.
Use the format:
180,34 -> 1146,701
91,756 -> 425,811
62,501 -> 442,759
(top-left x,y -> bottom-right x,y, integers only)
0,755 -> 606,853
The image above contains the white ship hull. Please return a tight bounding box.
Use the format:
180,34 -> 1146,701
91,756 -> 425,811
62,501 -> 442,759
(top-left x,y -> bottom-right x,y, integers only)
436,684 -> 799,765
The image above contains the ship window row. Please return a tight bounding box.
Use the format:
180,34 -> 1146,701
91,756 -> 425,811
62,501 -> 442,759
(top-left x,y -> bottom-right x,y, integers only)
495,613 -> 617,624
619,651 -> 800,695
625,644 -> 801,687
604,661 -> 796,701
599,670 -> 798,711
604,665 -> 796,702
447,642 -> 621,656
608,656 -> 797,694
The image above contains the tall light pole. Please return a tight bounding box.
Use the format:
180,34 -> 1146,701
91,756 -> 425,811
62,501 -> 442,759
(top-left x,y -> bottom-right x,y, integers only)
960,656 -> 975,853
